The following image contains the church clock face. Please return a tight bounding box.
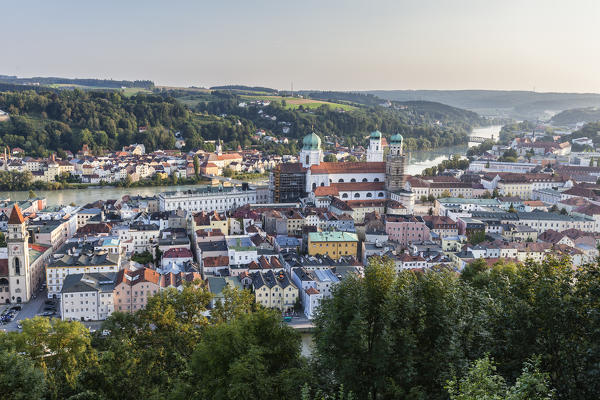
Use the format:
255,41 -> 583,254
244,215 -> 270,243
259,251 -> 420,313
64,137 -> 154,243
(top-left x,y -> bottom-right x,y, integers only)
12,246 -> 21,255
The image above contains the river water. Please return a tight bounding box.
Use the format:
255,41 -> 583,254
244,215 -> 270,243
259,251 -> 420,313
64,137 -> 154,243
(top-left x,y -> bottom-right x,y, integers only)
0,126 -> 501,206
404,125 -> 501,175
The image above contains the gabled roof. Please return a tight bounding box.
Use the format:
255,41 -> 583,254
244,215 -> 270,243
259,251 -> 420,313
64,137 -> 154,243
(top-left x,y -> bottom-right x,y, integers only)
8,204 -> 24,225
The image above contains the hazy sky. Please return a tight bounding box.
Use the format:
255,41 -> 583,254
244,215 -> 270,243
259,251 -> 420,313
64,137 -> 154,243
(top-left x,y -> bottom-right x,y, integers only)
2,0 -> 599,92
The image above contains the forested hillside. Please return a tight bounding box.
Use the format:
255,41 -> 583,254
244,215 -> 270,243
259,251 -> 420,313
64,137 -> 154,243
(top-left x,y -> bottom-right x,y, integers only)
0,85 -> 488,156
1,256 -> 598,399
192,91 -> 484,151
367,89 -> 600,119
550,107 -> 600,125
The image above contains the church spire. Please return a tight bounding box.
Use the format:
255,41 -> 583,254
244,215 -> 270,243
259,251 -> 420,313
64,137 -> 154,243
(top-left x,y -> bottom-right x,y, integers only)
8,204 -> 24,225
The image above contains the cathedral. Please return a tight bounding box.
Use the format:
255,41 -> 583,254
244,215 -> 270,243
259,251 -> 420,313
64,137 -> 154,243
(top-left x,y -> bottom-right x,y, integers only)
0,205 -> 50,304
273,130 -> 411,206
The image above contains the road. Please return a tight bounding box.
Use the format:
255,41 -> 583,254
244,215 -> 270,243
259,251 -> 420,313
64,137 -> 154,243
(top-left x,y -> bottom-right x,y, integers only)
0,289 -> 59,331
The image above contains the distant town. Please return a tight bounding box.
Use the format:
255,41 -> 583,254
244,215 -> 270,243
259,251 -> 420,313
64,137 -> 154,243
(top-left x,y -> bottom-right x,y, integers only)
0,113 -> 599,329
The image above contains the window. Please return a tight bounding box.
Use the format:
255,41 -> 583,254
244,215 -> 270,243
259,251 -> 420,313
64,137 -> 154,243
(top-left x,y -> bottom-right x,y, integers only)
354,193 -> 360,198
351,178 -> 356,182
14,258 -> 20,275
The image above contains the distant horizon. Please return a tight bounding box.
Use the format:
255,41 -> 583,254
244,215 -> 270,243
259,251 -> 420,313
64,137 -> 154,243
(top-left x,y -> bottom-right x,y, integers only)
3,73 -> 600,96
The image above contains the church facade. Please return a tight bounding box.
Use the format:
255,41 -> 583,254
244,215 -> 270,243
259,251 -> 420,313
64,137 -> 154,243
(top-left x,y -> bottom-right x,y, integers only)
273,130 -> 410,206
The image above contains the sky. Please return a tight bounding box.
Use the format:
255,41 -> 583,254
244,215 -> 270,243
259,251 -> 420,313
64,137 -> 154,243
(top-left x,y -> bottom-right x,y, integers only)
2,0 -> 599,92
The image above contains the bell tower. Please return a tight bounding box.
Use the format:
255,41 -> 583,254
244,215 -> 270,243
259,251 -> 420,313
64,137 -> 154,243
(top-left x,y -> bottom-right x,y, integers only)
366,130 -> 384,162
385,133 -> 406,192
7,205 -> 30,303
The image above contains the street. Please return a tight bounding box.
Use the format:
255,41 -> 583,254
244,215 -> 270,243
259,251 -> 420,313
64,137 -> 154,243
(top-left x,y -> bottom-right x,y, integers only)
0,289 -> 60,332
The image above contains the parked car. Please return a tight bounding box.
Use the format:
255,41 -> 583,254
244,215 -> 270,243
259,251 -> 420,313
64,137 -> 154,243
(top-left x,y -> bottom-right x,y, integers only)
44,300 -> 55,305
40,311 -> 54,317
10,306 -> 21,311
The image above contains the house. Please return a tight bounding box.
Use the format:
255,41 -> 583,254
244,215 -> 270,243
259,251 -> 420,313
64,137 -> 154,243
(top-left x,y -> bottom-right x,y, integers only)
60,273 -> 116,321
251,270 -> 298,312
307,231 -> 359,260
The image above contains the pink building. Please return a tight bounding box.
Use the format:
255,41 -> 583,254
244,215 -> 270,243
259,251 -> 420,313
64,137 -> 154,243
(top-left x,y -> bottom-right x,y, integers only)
385,215 -> 430,247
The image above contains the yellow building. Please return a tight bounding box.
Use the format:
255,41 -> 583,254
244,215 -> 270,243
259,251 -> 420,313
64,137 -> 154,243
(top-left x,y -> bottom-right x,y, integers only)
251,270 -> 298,312
308,231 -> 359,260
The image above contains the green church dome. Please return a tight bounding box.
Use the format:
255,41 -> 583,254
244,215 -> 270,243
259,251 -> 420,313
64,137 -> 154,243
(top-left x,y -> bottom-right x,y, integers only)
390,133 -> 403,144
370,130 -> 382,139
302,132 -> 322,150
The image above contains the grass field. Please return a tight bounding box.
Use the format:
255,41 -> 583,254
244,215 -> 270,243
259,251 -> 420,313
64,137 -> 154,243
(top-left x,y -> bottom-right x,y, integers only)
240,95 -> 357,111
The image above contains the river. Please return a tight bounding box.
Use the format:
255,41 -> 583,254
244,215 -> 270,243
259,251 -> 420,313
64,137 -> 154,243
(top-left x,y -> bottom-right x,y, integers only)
0,126 -> 501,206
404,125 -> 501,175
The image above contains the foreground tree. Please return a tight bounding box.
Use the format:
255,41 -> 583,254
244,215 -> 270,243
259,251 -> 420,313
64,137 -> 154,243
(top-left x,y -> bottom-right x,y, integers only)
0,349 -> 46,400
446,356 -> 554,400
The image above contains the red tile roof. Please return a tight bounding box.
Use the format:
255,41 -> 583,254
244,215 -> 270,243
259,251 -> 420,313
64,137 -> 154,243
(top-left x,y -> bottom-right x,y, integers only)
310,162 -> 385,175
8,205 -> 24,225
163,248 -> 193,259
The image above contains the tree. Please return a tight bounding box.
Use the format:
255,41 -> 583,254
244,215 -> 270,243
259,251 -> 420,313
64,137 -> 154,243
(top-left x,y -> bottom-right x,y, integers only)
210,285 -> 255,324
14,317 -> 96,400
28,189 -> 36,199
446,356 -> 554,400
427,194 -> 436,203
508,203 -> 516,213
0,232 -> 6,247
183,309 -> 305,400
0,348 -> 46,400
346,155 -> 358,162
446,356 -> 506,400
324,154 -> 337,162
560,208 -> 568,215
441,190 -> 452,198
123,174 -> 132,188
223,167 -> 234,177
468,230 -> 487,245
314,257 -> 396,399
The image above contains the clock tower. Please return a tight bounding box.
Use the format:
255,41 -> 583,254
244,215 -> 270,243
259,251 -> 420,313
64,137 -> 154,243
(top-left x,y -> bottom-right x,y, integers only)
7,205 -> 30,303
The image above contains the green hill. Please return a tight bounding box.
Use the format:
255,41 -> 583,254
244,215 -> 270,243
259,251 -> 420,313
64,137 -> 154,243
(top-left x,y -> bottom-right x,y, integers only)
550,107 -> 600,125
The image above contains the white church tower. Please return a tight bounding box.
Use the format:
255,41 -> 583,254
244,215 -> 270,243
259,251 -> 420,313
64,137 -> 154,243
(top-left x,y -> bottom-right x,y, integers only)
7,205 -> 30,304
300,131 -> 323,168
366,130 -> 384,162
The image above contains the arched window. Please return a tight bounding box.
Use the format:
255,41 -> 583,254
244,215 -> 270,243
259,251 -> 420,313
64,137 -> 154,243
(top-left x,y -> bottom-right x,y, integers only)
374,178 -> 380,182
312,183 -> 316,190
378,192 -> 385,197
351,178 -> 356,182
354,193 -> 360,198
320,182 -> 325,186
366,193 -> 373,198
376,146 -> 379,150
362,178 -> 368,182
0,278 -> 8,286
342,193 -> 348,199
338,179 -> 344,183
306,155 -> 310,165
14,258 -> 20,276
